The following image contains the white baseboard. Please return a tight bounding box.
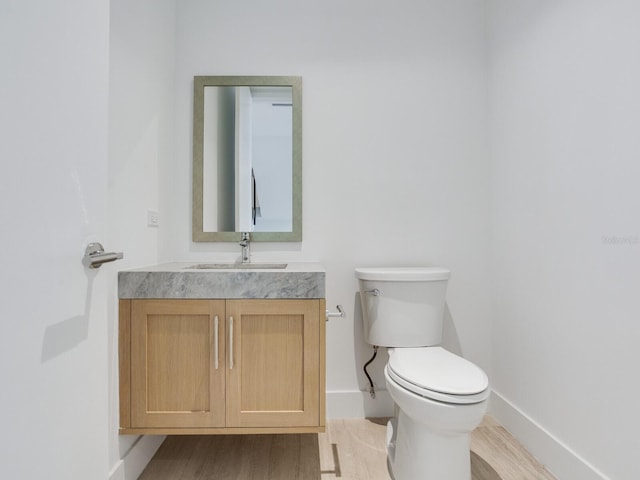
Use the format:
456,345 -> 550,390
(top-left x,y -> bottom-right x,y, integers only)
490,390 -> 610,480
326,389 -> 394,418
109,435 -> 165,480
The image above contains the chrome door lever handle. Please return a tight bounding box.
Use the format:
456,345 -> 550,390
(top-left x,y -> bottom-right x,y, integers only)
82,242 -> 124,269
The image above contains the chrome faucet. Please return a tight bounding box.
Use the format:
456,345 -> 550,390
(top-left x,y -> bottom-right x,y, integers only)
239,232 -> 251,263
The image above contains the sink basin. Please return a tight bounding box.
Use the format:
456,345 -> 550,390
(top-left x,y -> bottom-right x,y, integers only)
186,263 -> 288,270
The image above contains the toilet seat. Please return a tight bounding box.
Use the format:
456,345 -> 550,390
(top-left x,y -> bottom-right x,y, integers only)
387,347 -> 489,405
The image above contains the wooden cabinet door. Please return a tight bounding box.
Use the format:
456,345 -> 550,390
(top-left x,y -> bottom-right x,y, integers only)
130,299 -> 226,428
225,299 -> 321,428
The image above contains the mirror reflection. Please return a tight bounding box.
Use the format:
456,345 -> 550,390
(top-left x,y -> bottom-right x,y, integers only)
203,86 -> 292,233
193,76 -> 302,242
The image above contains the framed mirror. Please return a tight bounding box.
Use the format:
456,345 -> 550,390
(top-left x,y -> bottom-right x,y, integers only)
193,76 -> 302,242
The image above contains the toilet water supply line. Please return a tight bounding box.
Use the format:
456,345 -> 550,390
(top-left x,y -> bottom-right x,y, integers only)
363,345 -> 379,399
325,306 -> 378,398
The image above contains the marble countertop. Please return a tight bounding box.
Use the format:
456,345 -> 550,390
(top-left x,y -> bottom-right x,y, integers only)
118,262 -> 325,299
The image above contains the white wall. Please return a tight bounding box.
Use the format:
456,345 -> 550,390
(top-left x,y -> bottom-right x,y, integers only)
0,1 -> 110,478
168,0 -> 492,416
108,0 -> 176,477
489,2 -> 640,479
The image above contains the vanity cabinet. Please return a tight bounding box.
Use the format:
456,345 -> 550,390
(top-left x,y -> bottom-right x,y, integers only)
119,298 -> 326,435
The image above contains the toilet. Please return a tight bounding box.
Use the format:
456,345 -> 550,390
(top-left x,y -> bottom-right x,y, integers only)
355,267 -> 489,480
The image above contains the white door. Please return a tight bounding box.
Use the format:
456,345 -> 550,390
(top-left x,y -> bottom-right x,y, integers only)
0,1 -> 111,478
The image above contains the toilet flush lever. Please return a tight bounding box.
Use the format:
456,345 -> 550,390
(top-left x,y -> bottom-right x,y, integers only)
365,288 -> 380,296
326,305 -> 345,321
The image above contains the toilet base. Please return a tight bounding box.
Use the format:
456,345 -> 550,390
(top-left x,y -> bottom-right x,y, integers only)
387,410 -> 472,480
383,364 -> 487,480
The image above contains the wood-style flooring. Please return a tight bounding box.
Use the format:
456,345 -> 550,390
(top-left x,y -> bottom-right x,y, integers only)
138,416 -> 556,479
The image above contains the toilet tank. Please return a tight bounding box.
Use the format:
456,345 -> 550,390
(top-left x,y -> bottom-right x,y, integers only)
355,267 -> 450,347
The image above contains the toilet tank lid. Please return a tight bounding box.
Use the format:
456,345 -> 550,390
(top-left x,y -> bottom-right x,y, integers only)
355,267 -> 450,281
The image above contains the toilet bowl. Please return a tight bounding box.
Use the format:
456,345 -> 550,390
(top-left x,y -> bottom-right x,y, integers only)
355,267 -> 490,480
384,347 -> 489,480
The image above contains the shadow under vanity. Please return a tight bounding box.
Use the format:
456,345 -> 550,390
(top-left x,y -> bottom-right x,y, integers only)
118,263 -> 326,435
